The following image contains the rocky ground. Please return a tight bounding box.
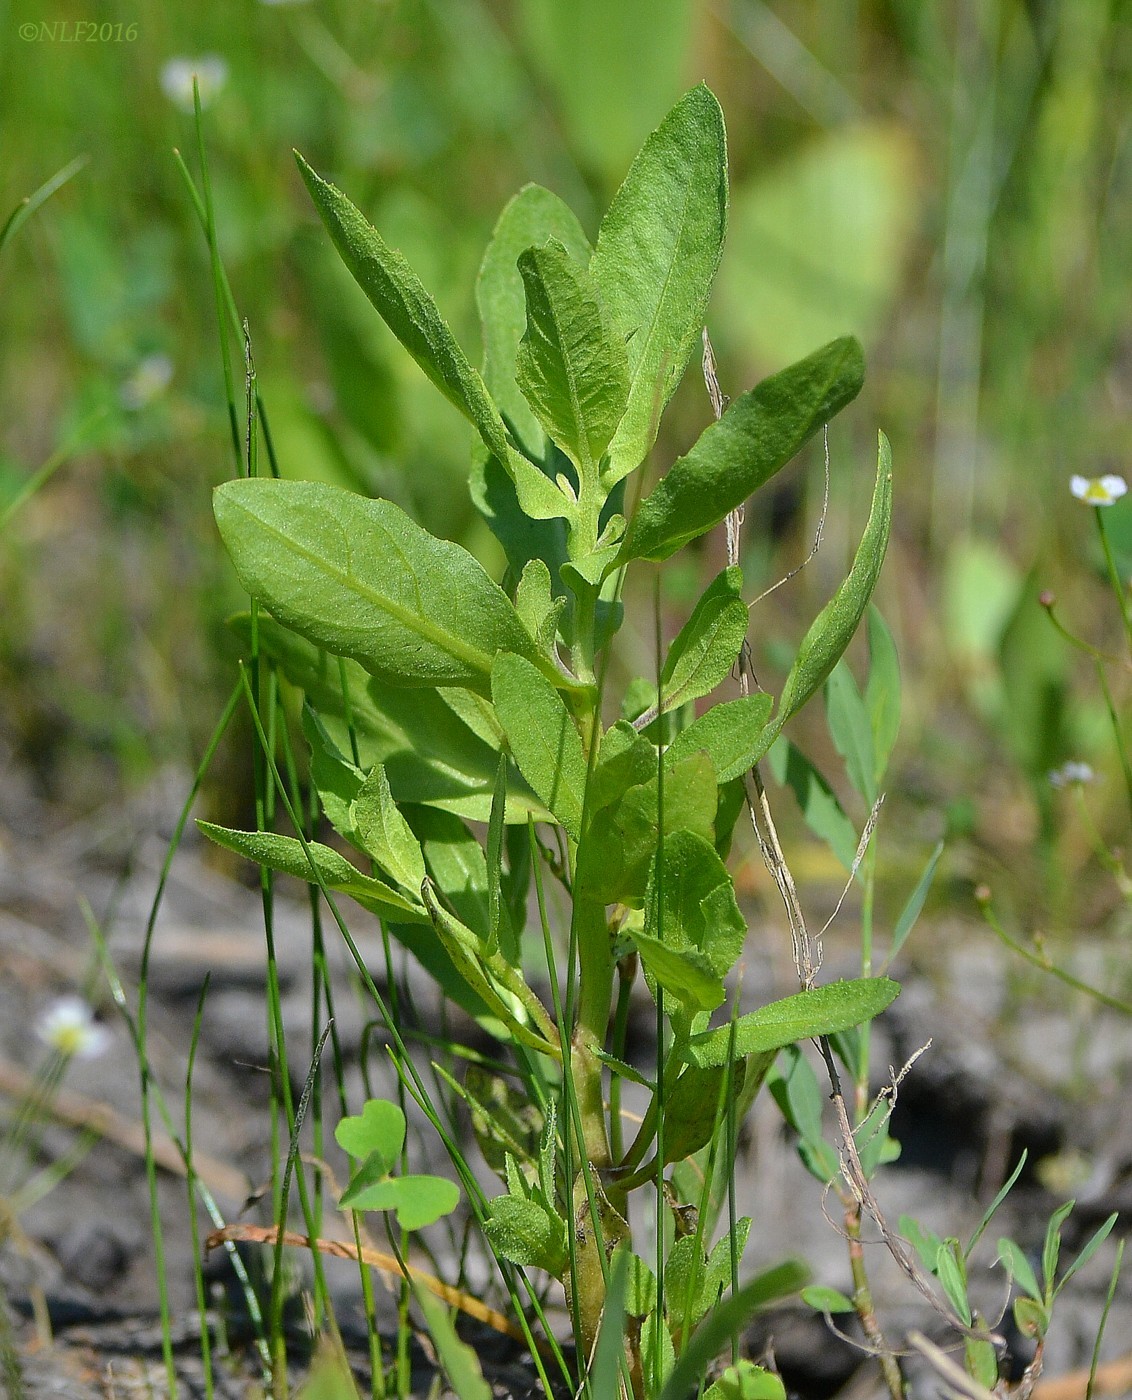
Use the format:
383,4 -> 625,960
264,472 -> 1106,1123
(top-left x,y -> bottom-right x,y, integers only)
2,762 -> 1132,1399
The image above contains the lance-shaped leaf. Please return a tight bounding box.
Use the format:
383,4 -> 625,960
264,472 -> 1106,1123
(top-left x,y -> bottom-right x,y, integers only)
620,337 -> 865,563
651,567 -> 748,718
196,822 -> 427,923
477,184 -> 592,460
664,693 -> 773,783
777,432 -> 893,726
643,829 -> 747,983
515,240 -> 629,490
491,651 -> 587,840
297,154 -> 571,523
686,978 -> 900,1067
214,479 -> 550,697
351,765 -> 426,895
591,83 -> 728,483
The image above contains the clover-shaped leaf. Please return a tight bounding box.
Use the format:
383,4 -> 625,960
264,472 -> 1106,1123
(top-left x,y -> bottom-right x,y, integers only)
335,1100 -> 406,1176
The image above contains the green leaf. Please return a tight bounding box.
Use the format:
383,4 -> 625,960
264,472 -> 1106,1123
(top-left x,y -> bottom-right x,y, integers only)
621,337 -> 865,563
484,1194 -> 566,1273
801,1285 -> 855,1315
460,1066 -> 544,1179
1042,1201 -> 1076,1296
665,1217 -> 751,1329
491,651 -> 587,840
889,841 -> 944,962
900,1216 -> 945,1275
704,1363 -> 787,1400
631,934 -> 724,1014
997,1238 -> 1042,1303
643,829 -> 747,981
658,1262 -> 808,1400
296,154 -> 569,523
1057,1213 -> 1119,1296
653,567 -> 748,717
412,1287 -> 492,1400
935,1242 -> 971,1326
666,693 -> 773,783
215,480 -> 546,696
768,1045 -> 825,1143
414,808 -> 494,945
588,1248 -> 631,1399
576,752 -> 717,905
686,978 -> 900,1068
825,661 -> 876,805
485,754 -> 509,959
340,1174 -> 460,1229
196,822 -> 427,923
516,240 -> 629,490
966,1153 -> 1028,1260
477,183 -> 593,461
294,1337 -> 361,1400
766,738 -> 860,874
1013,1296 -> 1050,1341
514,557 -> 565,657
352,765 -> 426,895
588,720 -> 656,814
590,83 -> 728,484
865,606 -> 901,783
303,705 -> 365,840
335,1100 -> 406,1173
660,1062 -> 747,1164
777,432 -> 893,725
966,1336 -> 1000,1390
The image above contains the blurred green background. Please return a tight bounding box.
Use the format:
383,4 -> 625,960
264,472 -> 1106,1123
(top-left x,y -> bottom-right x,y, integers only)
1,0 -> 1130,930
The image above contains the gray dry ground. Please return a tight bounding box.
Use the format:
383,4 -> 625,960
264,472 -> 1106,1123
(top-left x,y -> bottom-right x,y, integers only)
2,762 -> 1132,1399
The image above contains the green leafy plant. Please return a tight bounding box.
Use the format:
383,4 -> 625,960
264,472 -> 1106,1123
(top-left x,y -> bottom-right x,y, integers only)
204,83 -> 898,1396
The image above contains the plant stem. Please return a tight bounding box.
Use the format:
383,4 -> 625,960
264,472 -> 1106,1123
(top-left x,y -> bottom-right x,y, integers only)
846,1203 -> 905,1400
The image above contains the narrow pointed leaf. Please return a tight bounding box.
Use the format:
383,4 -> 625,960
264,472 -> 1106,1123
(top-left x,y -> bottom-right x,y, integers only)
889,840 -> 944,961
591,83 -> 728,483
215,479 -> 548,696
777,432 -> 893,725
766,738 -> 860,873
491,652 -> 587,840
655,566 -> 748,715
825,661 -> 877,804
686,978 -> 900,1067
515,240 -> 629,486
621,337 -> 865,562
196,822 -> 427,923
412,1286 -> 492,1400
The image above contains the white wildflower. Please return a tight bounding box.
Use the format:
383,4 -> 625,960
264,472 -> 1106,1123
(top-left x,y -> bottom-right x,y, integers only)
1070,475 -> 1128,507
120,353 -> 174,411
1049,761 -> 1095,789
35,996 -> 111,1060
160,56 -> 228,114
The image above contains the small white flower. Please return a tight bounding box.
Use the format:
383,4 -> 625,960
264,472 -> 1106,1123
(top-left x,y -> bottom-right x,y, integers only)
160,56 -> 228,114
1049,761 -> 1095,789
36,997 -> 112,1060
120,353 -> 174,411
1070,474 -> 1128,506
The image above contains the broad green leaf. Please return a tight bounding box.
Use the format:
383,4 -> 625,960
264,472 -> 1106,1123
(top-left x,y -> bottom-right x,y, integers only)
686,978 -> 900,1068
801,1286 -> 855,1315
643,829 -> 746,980
352,765 -> 426,895
655,567 -> 748,717
413,808 -> 493,943
297,154 -> 570,523
477,183 -> 592,460
516,240 -> 629,489
576,752 -> 717,905
514,557 -> 565,657
631,933 -> 724,1013
340,1173 -> 460,1229
239,615 -> 548,822
660,1063 -> 748,1165
469,445 -> 571,590
196,822 -> 427,923
303,705 -> 365,840
484,1194 -> 566,1273
658,1263 -> 809,1400
215,480 -> 547,696
766,738 -> 860,874
966,1337 -> 1000,1391
665,693 -> 773,783
825,661 -> 876,804
491,651 -> 587,840
889,840 -> 944,961
705,1362 -> 787,1400
588,720 -> 656,815
412,1287 -> 492,1400
335,1100 -> 406,1172
777,432 -> 893,725
865,606 -> 901,782
1013,1296 -> 1050,1340
591,83 -> 728,484
621,337 -> 865,563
